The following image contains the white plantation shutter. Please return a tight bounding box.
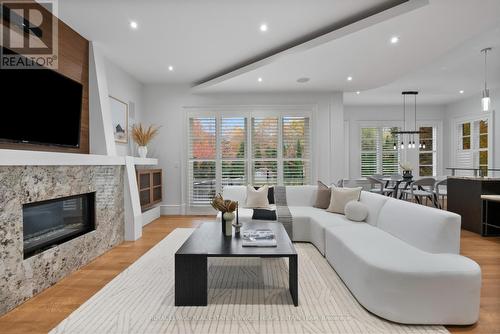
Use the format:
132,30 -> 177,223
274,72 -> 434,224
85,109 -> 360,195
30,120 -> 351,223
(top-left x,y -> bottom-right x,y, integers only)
455,122 -> 474,176
360,127 -> 378,176
360,127 -> 400,176
282,116 -> 310,185
418,126 -> 437,176
381,127 -> 399,175
221,117 -> 247,186
252,117 -> 278,185
187,111 -> 312,207
188,117 -> 217,205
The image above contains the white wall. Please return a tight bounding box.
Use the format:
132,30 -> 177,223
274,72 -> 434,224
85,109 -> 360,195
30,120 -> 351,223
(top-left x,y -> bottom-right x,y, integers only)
104,57 -> 145,157
444,88 -> 499,170
142,85 -> 344,214
344,105 -> 446,178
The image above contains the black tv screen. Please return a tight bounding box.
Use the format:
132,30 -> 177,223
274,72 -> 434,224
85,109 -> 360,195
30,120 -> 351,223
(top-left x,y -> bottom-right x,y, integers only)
0,66 -> 83,148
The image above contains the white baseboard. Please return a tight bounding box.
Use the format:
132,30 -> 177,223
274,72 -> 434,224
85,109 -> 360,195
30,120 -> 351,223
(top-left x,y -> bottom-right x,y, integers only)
142,206 -> 161,226
160,204 -> 184,215
160,204 -> 216,216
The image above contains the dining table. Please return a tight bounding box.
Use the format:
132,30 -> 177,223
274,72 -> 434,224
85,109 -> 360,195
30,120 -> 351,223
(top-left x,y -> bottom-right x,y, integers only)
380,177 -> 414,199
379,176 -> 446,207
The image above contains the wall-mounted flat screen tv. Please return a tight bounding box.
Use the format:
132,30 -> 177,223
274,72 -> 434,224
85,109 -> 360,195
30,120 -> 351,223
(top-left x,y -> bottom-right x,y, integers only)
0,61 -> 83,148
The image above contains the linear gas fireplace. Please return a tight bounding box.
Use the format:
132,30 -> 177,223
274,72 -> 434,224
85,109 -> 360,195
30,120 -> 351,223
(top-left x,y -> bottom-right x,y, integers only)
23,192 -> 96,259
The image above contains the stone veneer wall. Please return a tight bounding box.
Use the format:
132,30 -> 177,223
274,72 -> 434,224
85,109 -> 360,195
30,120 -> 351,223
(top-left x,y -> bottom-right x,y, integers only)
0,166 -> 124,315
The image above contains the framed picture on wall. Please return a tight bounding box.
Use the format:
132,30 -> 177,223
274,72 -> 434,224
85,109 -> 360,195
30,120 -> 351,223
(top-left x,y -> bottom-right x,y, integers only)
110,96 -> 128,143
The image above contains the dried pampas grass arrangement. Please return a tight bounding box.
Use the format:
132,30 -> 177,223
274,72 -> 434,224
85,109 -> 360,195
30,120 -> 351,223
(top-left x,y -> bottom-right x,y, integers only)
131,123 -> 160,146
211,194 -> 237,213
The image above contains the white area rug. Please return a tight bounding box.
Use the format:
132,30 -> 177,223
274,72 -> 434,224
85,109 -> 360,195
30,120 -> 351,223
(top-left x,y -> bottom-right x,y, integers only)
50,228 -> 448,334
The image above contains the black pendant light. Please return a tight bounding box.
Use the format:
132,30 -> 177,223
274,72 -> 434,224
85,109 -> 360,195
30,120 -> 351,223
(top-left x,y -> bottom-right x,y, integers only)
392,91 -> 422,150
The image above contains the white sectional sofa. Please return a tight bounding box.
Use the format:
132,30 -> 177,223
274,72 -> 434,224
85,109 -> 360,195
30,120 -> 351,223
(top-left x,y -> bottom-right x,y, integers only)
219,185 -> 481,325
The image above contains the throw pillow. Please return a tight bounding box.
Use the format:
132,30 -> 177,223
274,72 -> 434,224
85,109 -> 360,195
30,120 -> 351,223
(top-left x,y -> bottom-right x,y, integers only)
314,181 -> 331,209
345,201 -> 369,222
254,185 -> 275,204
326,186 -> 362,214
246,185 -> 270,208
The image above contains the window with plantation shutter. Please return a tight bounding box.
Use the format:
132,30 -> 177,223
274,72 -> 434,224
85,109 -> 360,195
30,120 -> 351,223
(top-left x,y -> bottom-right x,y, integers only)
282,116 -> 310,185
252,117 -> 278,185
381,127 -> 399,175
221,117 -> 247,186
360,127 -> 378,177
360,126 -> 400,177
418,126 -> 437,176
188,117 -> 216,206
455,117 -> 490,176
187,111 -> 312,207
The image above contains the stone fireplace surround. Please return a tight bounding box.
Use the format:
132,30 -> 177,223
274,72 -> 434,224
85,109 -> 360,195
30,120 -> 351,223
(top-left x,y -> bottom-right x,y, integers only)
0,165 -> 124,316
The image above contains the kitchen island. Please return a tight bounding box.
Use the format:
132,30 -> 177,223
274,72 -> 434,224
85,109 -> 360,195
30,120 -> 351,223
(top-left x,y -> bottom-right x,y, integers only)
447,177 -> 500,235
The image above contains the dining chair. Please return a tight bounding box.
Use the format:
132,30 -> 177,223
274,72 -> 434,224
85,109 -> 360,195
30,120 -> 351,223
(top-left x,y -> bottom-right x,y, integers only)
434,178 -> 447,209
366,176 -> 394,196
401,178 -> 437,206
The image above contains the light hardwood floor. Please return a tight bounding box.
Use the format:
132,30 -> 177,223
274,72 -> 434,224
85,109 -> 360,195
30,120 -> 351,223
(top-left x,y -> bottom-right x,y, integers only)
0,215 -> 498,334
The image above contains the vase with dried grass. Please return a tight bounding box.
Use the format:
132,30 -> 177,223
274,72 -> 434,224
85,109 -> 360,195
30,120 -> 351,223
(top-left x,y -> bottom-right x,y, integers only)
131,123 -> 160,158
211,194 -> 237,236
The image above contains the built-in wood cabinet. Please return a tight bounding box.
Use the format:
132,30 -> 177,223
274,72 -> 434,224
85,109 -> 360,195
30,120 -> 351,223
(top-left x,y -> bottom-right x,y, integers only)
136,169 -> 162,211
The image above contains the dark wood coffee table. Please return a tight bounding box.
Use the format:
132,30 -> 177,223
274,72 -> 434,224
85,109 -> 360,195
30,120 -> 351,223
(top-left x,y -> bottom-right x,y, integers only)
175,221 -> 298,306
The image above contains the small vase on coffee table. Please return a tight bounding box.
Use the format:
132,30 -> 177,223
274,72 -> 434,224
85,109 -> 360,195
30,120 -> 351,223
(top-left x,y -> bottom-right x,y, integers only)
222,212 -> 235,237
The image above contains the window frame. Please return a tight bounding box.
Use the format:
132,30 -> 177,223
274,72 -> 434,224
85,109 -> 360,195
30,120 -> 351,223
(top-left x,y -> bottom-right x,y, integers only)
452,113 -> 493,177
416,121 -> 442,177
358,121 -> 402,177
185,107 -> 313,210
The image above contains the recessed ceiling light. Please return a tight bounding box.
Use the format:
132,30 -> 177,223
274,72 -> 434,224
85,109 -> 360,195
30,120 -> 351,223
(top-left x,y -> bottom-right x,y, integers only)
356,91 -> 361,95
258,77 -> 263,82
390,36 -> 399,44
347,76 -> 353,81
459,90 -> 464,94
297,77 -> 310,83
168,65 -> 174,71
130,21 -> 138,29
260,24 -> 268,32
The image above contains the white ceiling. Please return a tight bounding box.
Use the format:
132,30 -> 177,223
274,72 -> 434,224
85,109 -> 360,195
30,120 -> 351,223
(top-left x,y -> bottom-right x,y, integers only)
58,0 -> 500,106
344,27 -> 500,106
199,0 -> 500,96
58,0 -> 399,84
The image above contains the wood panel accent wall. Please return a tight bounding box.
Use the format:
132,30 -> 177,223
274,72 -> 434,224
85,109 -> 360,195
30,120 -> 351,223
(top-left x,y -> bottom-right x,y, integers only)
0,2 -> 90,154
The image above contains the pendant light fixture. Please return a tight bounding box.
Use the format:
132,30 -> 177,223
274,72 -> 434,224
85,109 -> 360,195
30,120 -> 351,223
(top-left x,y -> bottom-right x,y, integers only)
481,47 -> 492,112
392,91 -> 422,150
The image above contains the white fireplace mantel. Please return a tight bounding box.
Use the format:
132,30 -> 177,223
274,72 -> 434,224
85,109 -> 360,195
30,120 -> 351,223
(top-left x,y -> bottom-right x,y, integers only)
0,149 -> 157,166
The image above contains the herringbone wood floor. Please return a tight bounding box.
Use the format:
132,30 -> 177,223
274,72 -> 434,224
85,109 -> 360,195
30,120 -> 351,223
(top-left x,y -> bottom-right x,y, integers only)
0,215 -> 498,334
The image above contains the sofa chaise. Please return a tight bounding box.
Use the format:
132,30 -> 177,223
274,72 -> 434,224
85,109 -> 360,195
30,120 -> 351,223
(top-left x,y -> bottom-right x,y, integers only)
217,185 -> 481,325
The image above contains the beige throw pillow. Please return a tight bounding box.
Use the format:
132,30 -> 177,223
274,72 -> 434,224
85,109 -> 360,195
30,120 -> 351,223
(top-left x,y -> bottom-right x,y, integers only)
245,185 -> 270,208
326,186 -> 362,214
314,181 -> 331,209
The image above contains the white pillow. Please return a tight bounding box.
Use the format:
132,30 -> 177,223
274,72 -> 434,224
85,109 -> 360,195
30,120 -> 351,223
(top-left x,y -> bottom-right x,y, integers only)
245,185 -> 270,208
345,201 -> 369,222
326,186 -> 362,214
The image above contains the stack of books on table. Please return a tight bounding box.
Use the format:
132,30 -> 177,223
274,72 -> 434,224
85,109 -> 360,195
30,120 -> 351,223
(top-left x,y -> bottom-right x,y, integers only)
242,229 -> 277,247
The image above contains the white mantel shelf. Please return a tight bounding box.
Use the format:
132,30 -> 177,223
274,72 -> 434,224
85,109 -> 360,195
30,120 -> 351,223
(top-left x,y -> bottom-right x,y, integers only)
0,149 -> 158,166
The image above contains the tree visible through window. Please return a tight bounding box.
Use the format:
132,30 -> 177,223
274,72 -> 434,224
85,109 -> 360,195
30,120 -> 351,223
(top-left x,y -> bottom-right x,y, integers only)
418,126 -> 436,176
188,117 -> 216,205
360,126 -> 399,177
221,117 -> 247,186
188,114 -> 310,205
456,118 -> 489,177
479,120 -> 488,176
252,117 -> 278,185
283,116 -> 309,185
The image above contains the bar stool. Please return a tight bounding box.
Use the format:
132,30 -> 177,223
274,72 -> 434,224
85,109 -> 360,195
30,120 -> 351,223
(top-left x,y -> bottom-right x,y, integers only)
481,195 -> 500,236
